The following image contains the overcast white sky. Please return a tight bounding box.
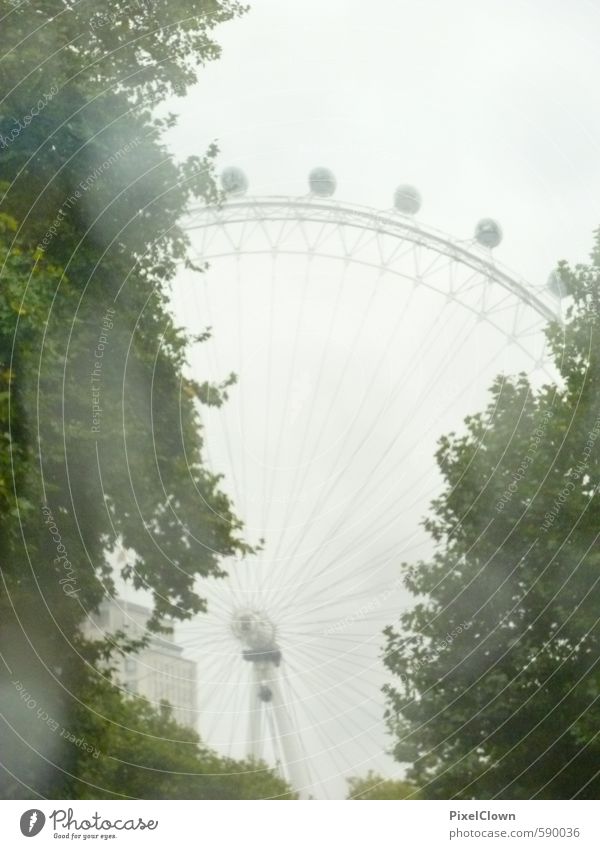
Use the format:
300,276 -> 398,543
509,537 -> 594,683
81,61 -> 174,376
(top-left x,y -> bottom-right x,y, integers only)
167,0 -> 600,283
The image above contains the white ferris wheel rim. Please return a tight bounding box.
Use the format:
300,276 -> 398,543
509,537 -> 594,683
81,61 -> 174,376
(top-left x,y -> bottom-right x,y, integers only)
183,194 -> 562,328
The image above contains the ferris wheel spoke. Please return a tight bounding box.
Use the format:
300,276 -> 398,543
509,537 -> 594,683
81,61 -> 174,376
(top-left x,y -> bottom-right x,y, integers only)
235,212 -> 272,253
183,634 -> 233,654
271,545 -> 404,620
285,635 -> 382,683
294,646 -> 383,689
446,261 -> 489,301
199,675 -> 244,747
197,280 -> 245,512
260,251 -> 312,538
281,575 -> 404,625
258,253 -> 279,534
279,671 -> 319,791
267,258 -> 355,563
276,666 -> 332,798
284,592 -> 404,638
234,256 -> 250,521
269,277 -> 425,581
268,526 -> 410,616
192,219 -> 221,257
284,304 -> 477,589
264,703 -> 284,777
283,659 -> 384,796
341,217 -> 387,263
295,212 -> 329,255
301,631 -> 379,660
298,669 -> 386,752
286,618 -> 387,646
416,243 -> 455,283
275,209 -> 315,250
294,325 -> 513,589
309,217 -> 348,255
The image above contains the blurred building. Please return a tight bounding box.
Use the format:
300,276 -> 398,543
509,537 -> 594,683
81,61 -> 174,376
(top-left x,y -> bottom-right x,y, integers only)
83,598 -> 197,731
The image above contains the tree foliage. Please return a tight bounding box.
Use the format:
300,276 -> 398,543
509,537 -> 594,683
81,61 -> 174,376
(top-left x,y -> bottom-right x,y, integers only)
347,771 -> 417,800
0,0 -> 277,799
3,648 -> 293,799
383,231 -> 600,799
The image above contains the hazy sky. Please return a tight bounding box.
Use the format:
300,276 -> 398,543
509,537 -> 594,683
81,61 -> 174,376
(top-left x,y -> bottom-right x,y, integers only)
167,0 -> 600,283
159,0 -> 600,797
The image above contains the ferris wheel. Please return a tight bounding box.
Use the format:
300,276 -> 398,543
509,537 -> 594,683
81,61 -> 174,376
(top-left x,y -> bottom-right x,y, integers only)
170,167 -> 562,799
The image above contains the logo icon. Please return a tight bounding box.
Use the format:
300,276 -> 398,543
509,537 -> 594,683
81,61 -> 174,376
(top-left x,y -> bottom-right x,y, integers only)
20,810 -> 46,837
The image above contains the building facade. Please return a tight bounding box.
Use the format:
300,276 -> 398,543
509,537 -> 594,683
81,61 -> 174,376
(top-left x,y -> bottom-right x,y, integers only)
83,598 -> 197,731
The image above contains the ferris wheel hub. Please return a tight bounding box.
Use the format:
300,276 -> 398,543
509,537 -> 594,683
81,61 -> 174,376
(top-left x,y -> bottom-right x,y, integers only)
231,607 -> 281,665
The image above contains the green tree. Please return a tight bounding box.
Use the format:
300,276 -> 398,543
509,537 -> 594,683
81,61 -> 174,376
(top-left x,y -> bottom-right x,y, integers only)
2,629 -> 293,799
347,771 -> 417,800
383,231 -> 600,799
0,0 -> 260,798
